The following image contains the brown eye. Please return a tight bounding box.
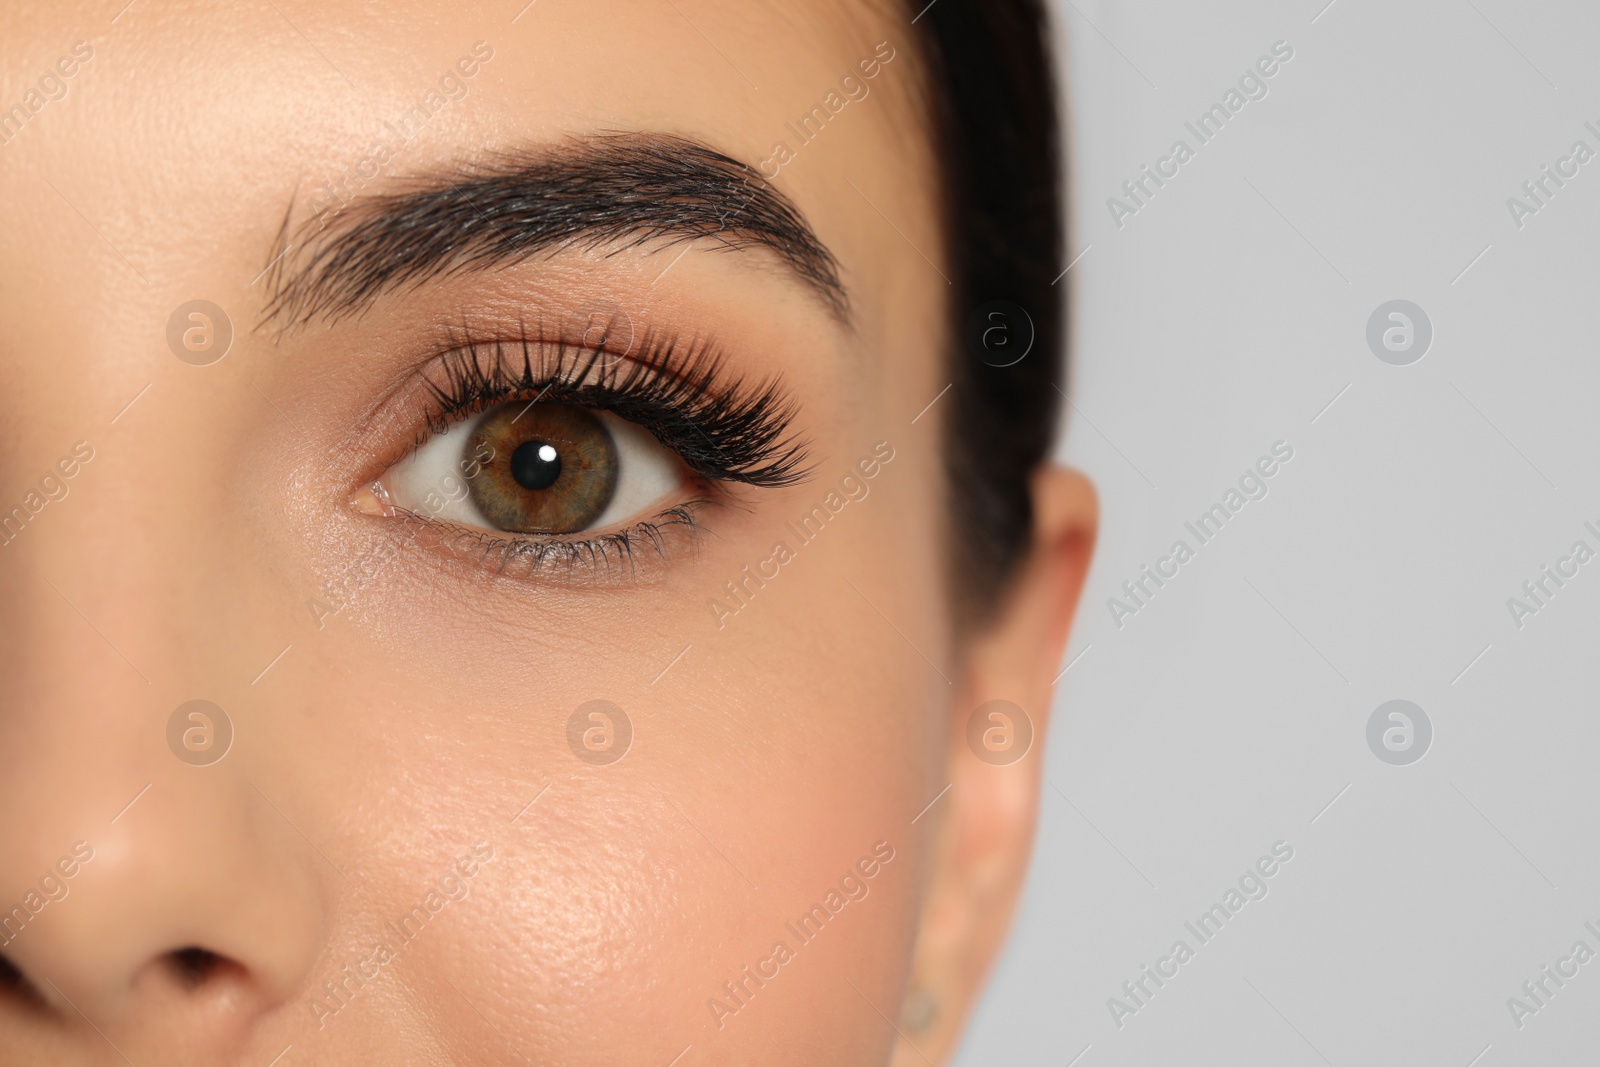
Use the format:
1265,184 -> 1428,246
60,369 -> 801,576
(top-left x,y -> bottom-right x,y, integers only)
466,403 -> 619,534
374,394 -> 687,539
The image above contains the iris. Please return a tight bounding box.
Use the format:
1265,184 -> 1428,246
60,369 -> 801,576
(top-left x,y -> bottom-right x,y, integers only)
467,403 -> 619,533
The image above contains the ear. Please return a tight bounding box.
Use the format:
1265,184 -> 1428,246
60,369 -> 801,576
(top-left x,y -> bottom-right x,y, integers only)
893,465 -> 1097,1065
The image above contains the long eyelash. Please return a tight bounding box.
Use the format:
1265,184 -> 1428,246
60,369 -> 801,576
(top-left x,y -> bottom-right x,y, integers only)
419,321 -> 811,489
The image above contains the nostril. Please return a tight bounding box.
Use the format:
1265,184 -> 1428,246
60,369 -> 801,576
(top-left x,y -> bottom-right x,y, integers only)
0,952 -> 46,1009
166,947 -> 232,989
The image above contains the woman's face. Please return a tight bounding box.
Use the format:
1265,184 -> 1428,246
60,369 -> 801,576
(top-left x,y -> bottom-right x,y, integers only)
0,2 -> 1093,1064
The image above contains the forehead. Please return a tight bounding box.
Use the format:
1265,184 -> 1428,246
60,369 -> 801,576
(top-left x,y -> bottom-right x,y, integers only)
0,0 -> 928,282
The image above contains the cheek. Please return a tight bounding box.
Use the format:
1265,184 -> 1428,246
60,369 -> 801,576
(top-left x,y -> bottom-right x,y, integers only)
273,570 -> 939,1062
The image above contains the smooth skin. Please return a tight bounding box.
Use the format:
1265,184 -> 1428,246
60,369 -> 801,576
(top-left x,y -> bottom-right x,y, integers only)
0,1 -> 1095,1064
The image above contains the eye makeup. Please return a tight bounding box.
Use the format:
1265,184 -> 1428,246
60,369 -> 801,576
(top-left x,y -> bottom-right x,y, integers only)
359,319 -> 813,581
417,323 -> 810,488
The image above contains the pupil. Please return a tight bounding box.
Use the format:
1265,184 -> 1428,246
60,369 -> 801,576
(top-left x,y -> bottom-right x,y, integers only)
510,440 -> 562,491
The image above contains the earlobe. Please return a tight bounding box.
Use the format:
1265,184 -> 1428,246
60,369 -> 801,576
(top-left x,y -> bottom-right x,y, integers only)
893,465 -> 1096,1066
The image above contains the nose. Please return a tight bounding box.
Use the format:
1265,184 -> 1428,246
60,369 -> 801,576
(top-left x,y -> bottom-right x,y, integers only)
0,561 -> 326,1055
0,770 -> 325,1022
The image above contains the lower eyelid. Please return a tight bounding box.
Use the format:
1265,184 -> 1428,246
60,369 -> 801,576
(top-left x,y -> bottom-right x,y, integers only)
386,498 -> 712,585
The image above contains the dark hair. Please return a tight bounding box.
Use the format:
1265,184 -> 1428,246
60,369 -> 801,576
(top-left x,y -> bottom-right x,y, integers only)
911,0 -> 1066,621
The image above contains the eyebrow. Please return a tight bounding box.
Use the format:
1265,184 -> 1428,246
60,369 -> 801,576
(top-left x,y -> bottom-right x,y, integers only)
262,133 -> 847,329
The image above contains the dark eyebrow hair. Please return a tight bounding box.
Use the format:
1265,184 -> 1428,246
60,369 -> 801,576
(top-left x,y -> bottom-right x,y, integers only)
262,133 -> 847,329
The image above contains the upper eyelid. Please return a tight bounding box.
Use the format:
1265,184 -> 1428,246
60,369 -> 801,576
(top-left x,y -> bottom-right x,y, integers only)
414,329 -> 665,432
402,324 -> 812,489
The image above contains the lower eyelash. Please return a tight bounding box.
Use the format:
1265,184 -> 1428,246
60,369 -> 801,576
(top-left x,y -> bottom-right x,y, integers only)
392,499 -> 711,581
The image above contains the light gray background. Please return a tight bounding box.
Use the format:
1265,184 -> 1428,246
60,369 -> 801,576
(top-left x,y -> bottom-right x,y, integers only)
958,1 -> 1600,1064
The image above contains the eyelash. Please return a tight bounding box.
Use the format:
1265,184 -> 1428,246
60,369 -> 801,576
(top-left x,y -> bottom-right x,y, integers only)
387,323 -> 811,577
